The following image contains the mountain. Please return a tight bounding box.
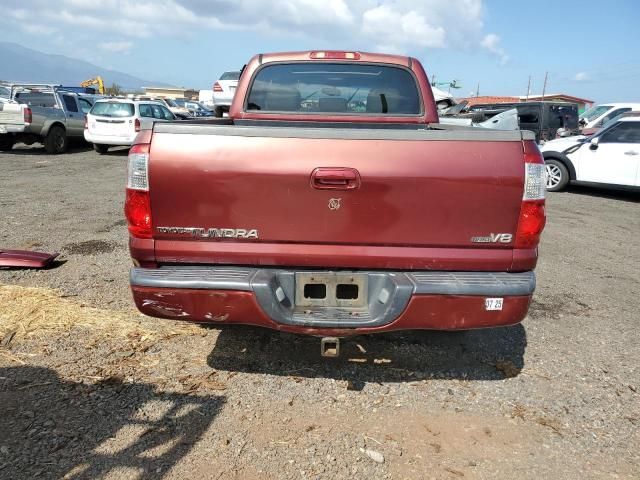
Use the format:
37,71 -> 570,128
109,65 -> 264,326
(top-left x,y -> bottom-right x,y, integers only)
0,42 -> 173,90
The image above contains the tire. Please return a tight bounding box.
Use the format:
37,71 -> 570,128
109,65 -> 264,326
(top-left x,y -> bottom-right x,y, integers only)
44,126 -> 68,154
93,143 -> 109,154
214,107 -> 224,118
544,159 -> 569,192
0,135 -> 14,151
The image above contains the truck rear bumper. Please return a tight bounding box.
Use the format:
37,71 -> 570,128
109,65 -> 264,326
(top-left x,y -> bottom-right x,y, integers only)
130,267 -> 534,335
0,125 -> 26,134
84,131 -> 136,146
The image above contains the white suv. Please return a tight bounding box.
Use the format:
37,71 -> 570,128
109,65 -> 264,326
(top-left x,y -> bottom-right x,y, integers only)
579,103 -> 640,130
541,116 -> 640,191
84,99 -> 175,154
212,71 -> 240,117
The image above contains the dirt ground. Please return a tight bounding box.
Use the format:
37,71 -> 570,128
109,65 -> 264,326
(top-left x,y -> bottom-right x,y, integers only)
1,144 -> 638,479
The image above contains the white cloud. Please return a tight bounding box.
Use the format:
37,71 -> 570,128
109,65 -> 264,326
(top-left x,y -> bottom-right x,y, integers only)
362,5 -> 446,51
481,33 -> 509,65
98,41 -> 133,53
21,24 -> 56,35
6,0 -> 504,59
574,71 -> 589,81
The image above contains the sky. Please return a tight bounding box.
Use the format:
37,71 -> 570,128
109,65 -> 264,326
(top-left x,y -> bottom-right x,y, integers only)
1,0 -> 639,103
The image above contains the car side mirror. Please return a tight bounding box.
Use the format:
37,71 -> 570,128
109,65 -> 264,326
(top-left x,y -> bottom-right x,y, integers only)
589,137 -> 599,150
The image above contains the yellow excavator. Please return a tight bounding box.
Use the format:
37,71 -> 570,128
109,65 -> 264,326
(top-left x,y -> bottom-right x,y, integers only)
80,76 -> 105,94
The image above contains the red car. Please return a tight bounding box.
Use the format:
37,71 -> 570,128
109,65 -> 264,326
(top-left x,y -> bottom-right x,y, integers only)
125,51 -> 546,348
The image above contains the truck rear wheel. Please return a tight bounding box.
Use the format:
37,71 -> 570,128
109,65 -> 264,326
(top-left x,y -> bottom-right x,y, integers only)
44,126 -> 68,154
0,135 -> 14,151
214,107 -> 224,118
93,144 -> 109,154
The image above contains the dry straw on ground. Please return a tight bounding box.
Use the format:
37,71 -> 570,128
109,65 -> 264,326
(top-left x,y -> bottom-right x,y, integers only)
0,283 -> 197,342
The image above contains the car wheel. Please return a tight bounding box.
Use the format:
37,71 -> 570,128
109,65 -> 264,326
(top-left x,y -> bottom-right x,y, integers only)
44,126 -> 68,154
0,135 -> 14,151
93,143 -> 109,154
214,107 -> 223,118
545,159 -> 569,192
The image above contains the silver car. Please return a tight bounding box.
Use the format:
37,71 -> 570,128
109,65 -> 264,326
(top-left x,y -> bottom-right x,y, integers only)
212,71 -> 240,117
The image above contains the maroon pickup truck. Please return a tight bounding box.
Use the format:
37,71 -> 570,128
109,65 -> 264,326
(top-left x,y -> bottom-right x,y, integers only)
125,51 -> 546,346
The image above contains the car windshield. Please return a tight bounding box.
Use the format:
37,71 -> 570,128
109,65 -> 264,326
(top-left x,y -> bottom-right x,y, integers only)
580,105 -> 612,122
246,63 -> 421,115
220,71 -> 240,81
196,101 -> 212,110
164,98 -> 178,107
172,99 -> 187,107
90,102 -> 134,117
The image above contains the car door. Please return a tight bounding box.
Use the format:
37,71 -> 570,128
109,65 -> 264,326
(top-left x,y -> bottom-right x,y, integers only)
138,103 -> 156,130
575,122 -> 640,186
61,94 -> 84,137
159,105 -> 175,122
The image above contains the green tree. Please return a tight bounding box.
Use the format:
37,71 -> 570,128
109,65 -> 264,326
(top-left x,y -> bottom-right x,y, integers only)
105,83 -> 122,96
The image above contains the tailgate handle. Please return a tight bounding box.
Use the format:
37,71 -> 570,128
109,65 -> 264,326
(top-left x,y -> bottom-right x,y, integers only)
311,167 -> 361,190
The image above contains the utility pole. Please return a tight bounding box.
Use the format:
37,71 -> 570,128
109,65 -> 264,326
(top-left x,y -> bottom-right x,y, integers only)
475,82 -> 480,97
541,71 -> 548,101
525,75 -> 531,101
431,74 -> 435,86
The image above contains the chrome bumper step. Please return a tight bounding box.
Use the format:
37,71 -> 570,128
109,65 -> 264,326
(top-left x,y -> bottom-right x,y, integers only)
131,267 -> 535,328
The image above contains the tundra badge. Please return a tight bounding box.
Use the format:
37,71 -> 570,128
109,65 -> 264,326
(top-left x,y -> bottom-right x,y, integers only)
157,227 -> 259,239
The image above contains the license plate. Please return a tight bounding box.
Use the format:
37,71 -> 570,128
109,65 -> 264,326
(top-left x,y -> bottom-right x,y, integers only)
485,298 -> 504,311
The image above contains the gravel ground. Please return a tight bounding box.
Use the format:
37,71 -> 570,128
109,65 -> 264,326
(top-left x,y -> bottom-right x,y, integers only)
0,144 -> 639,479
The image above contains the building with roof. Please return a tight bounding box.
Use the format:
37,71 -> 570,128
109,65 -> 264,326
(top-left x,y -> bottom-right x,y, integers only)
459,96 -> 520,107
518,94 -> 594,113
143,86 -> 198,100
459,93 -> 594,113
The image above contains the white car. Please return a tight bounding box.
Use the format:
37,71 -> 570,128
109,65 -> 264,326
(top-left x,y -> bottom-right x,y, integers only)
198,89 -> 214,108
541,116 -> 640,191
212,71 -> 240,117
579,103 -> 640,130
84,99 -> 175,154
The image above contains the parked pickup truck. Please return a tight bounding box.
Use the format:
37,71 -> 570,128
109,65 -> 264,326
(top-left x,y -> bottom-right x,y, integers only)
0,84 -> 95,153
126,51 -> 546,349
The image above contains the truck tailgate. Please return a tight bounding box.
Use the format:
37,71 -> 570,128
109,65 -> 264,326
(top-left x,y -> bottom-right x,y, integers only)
0,102 -> 24,131
148,125 -> 527,268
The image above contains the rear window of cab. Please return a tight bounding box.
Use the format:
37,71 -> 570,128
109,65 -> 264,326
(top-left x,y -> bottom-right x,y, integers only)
90,102 -> 134,117
246,63 -> 421,115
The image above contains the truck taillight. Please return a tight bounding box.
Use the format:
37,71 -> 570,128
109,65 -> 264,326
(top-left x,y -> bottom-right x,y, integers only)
213,82 -> 223,92
134,118 -> 141,132
515,144 -> 546,249
125,144 -> 152,238
23,107 -> 32,124
84,117 -> 88,130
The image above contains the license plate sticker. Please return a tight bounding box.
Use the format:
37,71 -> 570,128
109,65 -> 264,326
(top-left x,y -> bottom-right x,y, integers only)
485,298 -> 504,311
